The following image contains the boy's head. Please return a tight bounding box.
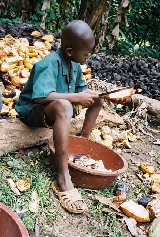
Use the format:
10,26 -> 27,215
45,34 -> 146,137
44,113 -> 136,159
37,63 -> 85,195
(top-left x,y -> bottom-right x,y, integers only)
61,20 -> 95,64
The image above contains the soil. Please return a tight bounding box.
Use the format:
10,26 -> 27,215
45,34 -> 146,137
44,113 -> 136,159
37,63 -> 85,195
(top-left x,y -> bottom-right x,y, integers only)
27,116 -> 160,237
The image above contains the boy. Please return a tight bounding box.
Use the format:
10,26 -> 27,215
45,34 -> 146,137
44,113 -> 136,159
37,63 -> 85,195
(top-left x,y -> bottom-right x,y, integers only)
15,20 -> 103,213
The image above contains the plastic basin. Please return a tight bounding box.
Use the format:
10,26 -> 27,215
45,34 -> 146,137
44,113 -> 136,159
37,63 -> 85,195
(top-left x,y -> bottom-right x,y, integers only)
50,135 -> 128,190
0,203 -> 29,237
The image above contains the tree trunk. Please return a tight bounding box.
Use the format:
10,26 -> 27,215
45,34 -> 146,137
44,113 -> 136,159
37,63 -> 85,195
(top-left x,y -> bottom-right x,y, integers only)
78,0 -> 110,50
0,118 -> 52,156
40,0 -> 51,29
127,94 -> 160,119
0,109 -> 124,156
94,1 -> 112,52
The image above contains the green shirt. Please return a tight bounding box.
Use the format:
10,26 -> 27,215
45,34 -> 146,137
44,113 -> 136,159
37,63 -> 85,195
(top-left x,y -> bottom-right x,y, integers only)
15,48 -> 88,118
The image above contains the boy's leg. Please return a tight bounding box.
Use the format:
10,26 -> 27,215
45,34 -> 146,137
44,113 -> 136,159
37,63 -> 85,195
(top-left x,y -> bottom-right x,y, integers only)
81,98 -> 103,138
44,99 -> 86,211
44,99 -> 73,191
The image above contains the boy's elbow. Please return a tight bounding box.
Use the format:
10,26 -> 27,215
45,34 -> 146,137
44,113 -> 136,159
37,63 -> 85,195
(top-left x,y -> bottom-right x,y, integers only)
34,98 -> 42,103
34,97 -> 48,104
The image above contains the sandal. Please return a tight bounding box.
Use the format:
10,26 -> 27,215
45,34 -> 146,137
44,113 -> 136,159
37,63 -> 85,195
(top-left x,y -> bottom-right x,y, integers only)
51,180 -> 88,214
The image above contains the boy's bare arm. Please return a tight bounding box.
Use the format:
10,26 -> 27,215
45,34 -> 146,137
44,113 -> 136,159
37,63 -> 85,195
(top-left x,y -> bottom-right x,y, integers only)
34,90 -> 99,107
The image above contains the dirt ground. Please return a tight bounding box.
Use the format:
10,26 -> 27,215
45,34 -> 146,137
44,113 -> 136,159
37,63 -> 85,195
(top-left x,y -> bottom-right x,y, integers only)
26,115 -> 160,237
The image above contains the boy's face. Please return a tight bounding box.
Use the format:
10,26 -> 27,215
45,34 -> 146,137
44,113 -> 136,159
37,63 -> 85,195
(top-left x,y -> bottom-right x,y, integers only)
69,38 -> 95,64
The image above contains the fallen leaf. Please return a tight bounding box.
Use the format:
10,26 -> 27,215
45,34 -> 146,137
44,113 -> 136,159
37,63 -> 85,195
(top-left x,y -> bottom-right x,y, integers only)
7,178 -> 20,195
124,216 -> 147,237
29,190 -> 39,213
0,165 -> 10,172
95,194 -> 121,213
16,178 -> 31,192
102,207 -> 124,217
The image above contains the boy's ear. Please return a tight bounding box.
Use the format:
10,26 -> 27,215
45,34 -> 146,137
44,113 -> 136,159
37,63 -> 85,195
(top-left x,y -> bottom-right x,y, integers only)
66,48 -> 73,57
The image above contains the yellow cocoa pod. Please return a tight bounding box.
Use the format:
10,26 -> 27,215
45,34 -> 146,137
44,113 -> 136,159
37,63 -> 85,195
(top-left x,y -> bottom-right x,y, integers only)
140,163 -> 155,175
1,62 -> 17,72
0,50 -> 7,58
152,183 -> 160,194
150,173 -> 160,184
28,52 -> 38,57
41,34 -> 54,42
120,200 -> 150,222
24,59 -> 33,70
10,76 -> 21,87
0,104 -> 9,115
8,108 -> 18,118
31,30 -> 41,38
27,46 -> 35,52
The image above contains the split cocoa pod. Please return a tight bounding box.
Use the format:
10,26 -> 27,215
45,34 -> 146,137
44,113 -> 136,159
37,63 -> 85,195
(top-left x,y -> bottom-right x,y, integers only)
120,200 -> 150,222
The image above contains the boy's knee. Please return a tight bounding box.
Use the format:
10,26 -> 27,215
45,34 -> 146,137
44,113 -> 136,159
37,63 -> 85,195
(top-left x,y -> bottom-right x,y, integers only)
54,99 -> 73,118
94,97 -> 103,108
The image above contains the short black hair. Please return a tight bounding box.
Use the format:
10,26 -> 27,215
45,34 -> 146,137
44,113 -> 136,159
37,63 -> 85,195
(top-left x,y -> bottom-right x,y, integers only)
61,20 -> 94,49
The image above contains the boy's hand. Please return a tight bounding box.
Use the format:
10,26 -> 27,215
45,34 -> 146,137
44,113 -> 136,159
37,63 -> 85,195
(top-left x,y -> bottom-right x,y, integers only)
78,90 -> 99,107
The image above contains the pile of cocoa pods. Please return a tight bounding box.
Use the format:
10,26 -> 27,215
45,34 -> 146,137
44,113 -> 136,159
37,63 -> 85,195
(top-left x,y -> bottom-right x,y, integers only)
86,54 -> 160,101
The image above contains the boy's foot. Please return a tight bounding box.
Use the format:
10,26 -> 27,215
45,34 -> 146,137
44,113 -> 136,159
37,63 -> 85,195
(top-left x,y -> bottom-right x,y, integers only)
51,180 -> 88,214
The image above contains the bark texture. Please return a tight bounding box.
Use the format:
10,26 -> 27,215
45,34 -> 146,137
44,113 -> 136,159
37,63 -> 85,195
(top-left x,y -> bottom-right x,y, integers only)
127,94 -> 160,119
0,118 -> 52,156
